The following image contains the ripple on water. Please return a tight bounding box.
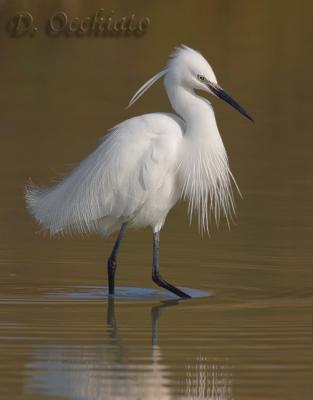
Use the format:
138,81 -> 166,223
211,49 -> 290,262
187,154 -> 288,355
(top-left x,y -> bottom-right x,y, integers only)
45,286 -> 211,301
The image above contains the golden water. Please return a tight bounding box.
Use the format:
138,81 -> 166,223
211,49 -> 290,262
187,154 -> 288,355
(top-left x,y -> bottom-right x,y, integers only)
0,1 -> 312,399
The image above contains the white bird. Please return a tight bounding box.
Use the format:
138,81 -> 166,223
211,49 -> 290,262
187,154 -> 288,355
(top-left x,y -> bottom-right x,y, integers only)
25,45 -> 253,299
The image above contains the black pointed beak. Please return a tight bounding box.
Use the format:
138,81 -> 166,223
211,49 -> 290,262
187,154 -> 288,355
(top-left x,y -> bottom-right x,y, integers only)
208,83 -> 254,122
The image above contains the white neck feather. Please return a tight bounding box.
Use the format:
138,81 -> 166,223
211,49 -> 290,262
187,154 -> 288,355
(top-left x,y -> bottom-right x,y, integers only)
165,83 -> 239,233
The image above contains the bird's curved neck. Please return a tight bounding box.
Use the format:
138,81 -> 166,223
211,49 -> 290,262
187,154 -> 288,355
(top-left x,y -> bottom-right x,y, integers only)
164,83 -> 235,234
165,84 -> 218,138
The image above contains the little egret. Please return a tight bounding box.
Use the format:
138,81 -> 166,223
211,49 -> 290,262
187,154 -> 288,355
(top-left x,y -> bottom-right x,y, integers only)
25,45 -> 253,299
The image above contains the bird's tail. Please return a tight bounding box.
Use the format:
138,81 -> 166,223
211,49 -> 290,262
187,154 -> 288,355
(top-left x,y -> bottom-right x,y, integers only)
25,181 -> 66,235
25,127 -> 134,237
25,179 -> 123,238
24,133 -> 123,237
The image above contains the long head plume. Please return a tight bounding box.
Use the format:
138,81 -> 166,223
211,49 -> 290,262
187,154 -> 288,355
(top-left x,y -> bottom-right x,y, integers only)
127,69 -> 168,108
126,45 -> 202,109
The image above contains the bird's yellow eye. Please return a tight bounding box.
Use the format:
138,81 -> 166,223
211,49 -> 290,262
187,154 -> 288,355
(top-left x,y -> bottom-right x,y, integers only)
198,75 -> 205,82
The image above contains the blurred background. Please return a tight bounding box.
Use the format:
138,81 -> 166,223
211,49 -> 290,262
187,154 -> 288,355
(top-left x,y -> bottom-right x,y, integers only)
0,1 -> 312,399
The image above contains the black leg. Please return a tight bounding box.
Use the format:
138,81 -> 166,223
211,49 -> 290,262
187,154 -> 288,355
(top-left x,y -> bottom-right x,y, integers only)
107,222 -> 127,295
152,231 -> 191,299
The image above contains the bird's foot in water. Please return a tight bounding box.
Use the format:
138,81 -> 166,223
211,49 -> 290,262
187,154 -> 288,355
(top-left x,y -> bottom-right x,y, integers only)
152,274 -> 191,299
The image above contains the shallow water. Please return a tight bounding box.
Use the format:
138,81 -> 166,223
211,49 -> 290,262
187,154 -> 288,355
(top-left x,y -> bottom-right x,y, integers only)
0,1 -> 313,399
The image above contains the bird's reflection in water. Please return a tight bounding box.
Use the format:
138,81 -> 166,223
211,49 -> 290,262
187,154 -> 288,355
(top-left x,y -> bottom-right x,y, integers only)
25,298 -> 233,400
184,356 -> 233,400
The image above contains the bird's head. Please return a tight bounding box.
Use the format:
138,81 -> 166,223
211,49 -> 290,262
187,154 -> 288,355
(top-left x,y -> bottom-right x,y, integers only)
165,45 -> 218,90
165,45 -> 253,122
128,45 -> 253,122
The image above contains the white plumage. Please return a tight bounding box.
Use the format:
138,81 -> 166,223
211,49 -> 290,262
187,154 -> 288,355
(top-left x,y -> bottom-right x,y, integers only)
25,45 -> 252,298
26,112 -> 184,236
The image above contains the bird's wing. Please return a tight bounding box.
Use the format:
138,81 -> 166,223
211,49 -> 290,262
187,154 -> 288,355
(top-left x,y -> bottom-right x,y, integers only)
25,113 -> 183,235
